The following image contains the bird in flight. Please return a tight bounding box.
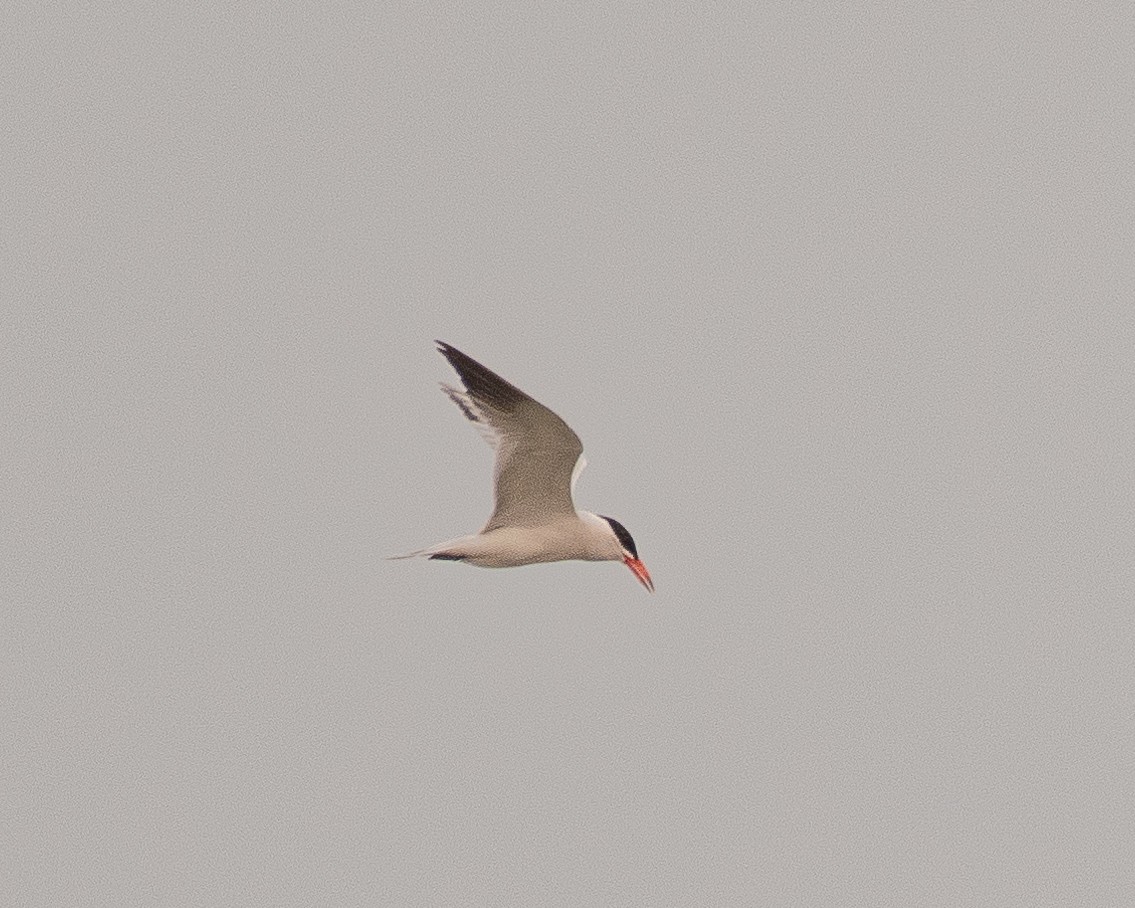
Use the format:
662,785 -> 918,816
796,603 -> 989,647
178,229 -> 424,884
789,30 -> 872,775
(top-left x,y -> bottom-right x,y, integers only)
393,342 -> 653,592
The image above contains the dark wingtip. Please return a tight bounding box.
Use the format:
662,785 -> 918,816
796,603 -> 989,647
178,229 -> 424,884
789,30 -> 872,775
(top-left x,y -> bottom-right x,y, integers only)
435,341 -> 468,370
432,341 -> 526,412
434,341 -> 462,373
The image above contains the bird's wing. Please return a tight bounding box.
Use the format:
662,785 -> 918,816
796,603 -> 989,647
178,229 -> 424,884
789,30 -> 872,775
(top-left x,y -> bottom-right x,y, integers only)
436,341 -> 584,532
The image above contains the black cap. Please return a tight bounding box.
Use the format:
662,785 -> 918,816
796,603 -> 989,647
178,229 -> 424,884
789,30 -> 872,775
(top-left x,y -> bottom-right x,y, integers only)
599,515 -> 638,559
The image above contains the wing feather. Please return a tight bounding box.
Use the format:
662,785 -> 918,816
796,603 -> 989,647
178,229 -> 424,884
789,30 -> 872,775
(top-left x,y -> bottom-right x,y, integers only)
436,342 -> 584,531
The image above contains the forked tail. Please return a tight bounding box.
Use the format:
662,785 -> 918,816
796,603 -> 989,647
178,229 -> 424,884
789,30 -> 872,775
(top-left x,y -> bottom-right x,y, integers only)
385,549 -> 467,561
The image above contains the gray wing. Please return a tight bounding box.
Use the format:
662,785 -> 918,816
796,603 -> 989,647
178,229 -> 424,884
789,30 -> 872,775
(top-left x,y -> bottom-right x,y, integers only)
436,341 -> 585,531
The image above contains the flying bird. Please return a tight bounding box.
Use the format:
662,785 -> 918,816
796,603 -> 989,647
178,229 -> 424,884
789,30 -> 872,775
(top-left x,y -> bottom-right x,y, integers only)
392,342 -> 653,592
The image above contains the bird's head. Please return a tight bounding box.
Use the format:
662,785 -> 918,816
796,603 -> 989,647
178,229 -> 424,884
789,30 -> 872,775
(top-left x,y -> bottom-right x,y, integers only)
598,515 -> 654,592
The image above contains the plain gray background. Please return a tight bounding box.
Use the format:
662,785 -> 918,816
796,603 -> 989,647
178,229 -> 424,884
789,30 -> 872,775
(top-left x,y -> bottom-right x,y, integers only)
4,3 -> 1133,905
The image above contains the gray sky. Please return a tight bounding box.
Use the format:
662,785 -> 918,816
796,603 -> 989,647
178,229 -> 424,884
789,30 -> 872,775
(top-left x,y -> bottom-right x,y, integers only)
4,3 -> 1133,905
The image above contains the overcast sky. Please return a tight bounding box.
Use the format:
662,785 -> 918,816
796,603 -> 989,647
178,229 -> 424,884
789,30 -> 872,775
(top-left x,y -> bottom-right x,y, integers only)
4,3 -> 1133,905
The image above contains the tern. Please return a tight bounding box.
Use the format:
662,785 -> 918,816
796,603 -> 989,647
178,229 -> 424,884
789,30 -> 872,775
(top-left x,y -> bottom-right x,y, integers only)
393,342 -> 654,592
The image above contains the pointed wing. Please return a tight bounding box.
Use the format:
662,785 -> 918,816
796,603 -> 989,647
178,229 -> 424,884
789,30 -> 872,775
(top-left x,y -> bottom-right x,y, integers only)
436,341 -> 584,531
